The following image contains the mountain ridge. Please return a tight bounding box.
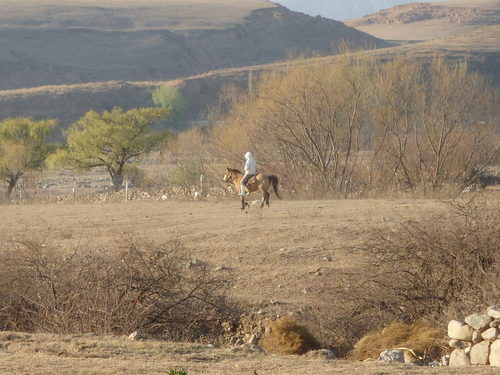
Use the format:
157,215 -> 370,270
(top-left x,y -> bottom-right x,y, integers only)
0,1 -> 387,90
345,0 -> 500,41
0,0 -> 498,132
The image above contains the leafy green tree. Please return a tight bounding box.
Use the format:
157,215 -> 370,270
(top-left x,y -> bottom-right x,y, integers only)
152,85 -> 186,129
51,107 -> 169,191
0,117 -> 57,198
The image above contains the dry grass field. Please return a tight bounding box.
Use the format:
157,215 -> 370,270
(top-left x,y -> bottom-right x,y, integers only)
1,331 -> 498,375
1,193 -> 499,373
0,197 -> 453,306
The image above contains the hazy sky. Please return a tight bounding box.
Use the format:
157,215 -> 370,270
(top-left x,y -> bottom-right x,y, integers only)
273,0 -> 445,20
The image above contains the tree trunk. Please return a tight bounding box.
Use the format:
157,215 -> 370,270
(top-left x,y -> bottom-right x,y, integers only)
112,173 -> 123,192
5,175 -> 20,199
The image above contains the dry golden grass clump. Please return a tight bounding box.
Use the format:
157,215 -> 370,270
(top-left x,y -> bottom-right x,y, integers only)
349,322 -> 447,361
261,318 -> 320,355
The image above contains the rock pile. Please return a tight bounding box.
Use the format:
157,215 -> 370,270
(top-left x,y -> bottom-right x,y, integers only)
448,305 -> 500,367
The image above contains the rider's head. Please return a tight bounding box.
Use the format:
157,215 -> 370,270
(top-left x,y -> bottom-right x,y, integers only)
245,152 -> 252,159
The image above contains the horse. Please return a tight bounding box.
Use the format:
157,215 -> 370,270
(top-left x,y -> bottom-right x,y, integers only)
223,168 -> 281,210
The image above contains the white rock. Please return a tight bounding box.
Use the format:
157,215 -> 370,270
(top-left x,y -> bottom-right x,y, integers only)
379,349 -> 404,363
128,330 -> 144,340
449,349 -> 471,367
490,340 -> 500,366
487,305 -> 500,319
449,339 -> 469,349
482,328 -> 499,341
448,320 -> 474,341
441,354 -> 450,366
470,340 -> 490,365
465,313 -> 493,330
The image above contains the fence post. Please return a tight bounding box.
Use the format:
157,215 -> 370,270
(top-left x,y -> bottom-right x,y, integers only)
199,173 -> 204,197
125,182 -> 128,202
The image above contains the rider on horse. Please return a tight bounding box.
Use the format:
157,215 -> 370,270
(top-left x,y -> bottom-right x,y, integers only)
239,151 -> 256,196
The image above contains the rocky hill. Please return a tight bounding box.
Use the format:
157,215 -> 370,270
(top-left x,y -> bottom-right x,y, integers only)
345,0 -> 500,41
0,0 -> 387,91
2,22 -> 498,137
0,0 -> 498,132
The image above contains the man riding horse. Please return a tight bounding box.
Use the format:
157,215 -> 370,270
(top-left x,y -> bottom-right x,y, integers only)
223,152 -> 281,210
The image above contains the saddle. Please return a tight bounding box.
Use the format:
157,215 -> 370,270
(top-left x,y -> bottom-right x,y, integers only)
243,174 -> 257,186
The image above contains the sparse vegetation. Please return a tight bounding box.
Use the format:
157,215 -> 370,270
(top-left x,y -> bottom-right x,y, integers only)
0,237 -> 237,342
214,57 -> 499,197
167,370 -> 188,375
308,198 -> 499,356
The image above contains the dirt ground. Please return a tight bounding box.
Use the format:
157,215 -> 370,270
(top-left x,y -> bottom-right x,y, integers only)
0,197 -> 453,306
1,194 -> 498,374
0,331 -> 498,375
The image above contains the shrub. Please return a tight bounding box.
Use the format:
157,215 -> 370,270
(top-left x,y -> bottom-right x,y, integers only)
306,197 -> 499,356
349,322 -> 446,361
213,57 -> 499,197
0,238 -> 238,342
167,370 -> 188,375
261,318 -> 319,355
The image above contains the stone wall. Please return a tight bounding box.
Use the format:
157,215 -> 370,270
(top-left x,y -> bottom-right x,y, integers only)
448,305 -> 500,367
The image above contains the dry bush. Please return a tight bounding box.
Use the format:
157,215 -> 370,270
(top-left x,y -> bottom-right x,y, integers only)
306,197 -> 499,356
261,317 -> 320,355
164,127 -> 224,196
371,59 -> 498,192
0,237 -> 238,342
212,56 -> 499,197
212,57 -> 373,198
349,322 -> 446,361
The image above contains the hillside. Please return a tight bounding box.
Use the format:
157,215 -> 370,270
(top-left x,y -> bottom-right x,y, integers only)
0,0 -> 498,132
1,24 -> 498,134
345,0 -> 500,41
0,0 -> 387,91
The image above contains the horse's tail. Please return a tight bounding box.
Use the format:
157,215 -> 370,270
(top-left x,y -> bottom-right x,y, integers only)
269,175 -> 282,199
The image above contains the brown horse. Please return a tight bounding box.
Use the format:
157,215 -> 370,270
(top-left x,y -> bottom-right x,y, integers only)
223,168 -> 281,210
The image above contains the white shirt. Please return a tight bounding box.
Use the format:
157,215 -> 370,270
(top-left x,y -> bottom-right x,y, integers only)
245,157 -> 257,175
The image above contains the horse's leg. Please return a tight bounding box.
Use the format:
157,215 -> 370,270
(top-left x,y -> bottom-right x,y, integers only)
265,191 -> 270,207
241,196 -> 246,210
258,186 -> 266,209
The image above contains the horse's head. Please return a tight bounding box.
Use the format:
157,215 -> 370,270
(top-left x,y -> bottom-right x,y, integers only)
223,168 -> 233,182
223,167 -> 241,182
